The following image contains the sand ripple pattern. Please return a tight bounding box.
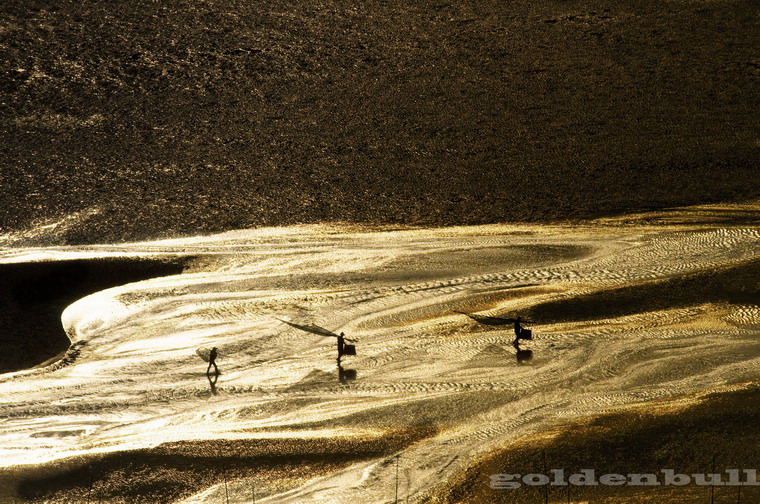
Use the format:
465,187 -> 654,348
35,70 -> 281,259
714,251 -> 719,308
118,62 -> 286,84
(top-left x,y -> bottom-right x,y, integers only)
0,214 -> 758,503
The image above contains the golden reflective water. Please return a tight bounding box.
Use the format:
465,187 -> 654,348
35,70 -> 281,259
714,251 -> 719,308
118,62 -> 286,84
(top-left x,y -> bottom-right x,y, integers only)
1,203 -> 759,502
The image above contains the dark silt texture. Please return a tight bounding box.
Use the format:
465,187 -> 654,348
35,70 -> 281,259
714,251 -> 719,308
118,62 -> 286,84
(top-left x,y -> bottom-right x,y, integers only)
5,427 -> 436,504
437,386 -> 760,504
1,0 -> 758,244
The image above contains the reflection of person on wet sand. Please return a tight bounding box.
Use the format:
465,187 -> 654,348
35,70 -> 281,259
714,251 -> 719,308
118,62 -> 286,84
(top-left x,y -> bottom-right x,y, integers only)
207,346 -> 219,375
337,361 -> 357,384
515,346 -> 533,363
207,372 -> 218,395
513,336 -> 533,362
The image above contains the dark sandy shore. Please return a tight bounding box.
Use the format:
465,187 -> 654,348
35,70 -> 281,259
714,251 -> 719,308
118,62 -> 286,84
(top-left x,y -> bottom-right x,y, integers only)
2,0 -> 758,245
434,385 -> 760,503
4,386 -> 759,503
2,427 -> 436,504
0,257 -> 187,373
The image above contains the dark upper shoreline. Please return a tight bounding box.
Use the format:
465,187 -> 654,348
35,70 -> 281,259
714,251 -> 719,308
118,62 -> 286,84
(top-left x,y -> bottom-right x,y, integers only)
1,0 -> 758,245
0,257 -> 187,374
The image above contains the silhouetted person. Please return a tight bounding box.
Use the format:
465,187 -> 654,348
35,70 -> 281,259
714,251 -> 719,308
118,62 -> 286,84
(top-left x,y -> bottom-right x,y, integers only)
337,332 -> 345,363
512,316 -> 522,348
207,346 -> 219,375
514,315 -> 533,340
512,316 -> 534,362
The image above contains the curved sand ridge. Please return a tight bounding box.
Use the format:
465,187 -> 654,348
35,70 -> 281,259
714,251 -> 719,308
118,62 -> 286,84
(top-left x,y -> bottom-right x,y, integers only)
0,208 -> 759,503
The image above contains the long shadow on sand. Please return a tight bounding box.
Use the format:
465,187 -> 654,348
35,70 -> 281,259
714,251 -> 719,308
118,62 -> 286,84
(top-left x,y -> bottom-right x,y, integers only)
523,258 -> 760,325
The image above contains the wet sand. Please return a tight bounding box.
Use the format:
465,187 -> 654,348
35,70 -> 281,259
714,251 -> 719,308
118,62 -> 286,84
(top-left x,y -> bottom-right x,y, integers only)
3,388 -> 759,503
5,427 -> 435,504
0,204 -> 758,503
437,385 -> 760,503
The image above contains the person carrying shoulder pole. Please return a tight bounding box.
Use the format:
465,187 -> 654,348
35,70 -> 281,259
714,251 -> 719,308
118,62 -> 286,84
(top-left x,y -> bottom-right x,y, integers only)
513,315 -> 533,345
207,346 -> 219,376
337,333 -> 345,363
513,316 -> 523,347
514,316 -> 523,339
